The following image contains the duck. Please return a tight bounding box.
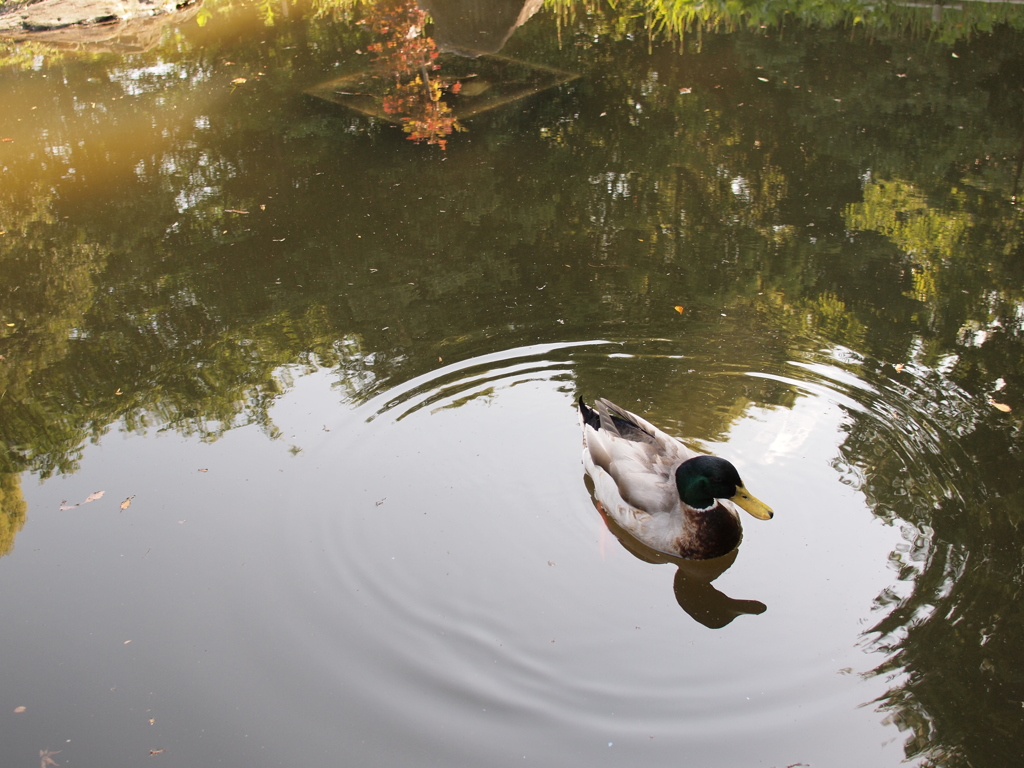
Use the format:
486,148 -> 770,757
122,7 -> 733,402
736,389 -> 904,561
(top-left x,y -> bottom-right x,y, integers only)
578,396 -> 773,560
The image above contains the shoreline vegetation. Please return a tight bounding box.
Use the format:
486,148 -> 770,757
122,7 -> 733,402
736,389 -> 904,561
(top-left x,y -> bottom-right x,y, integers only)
2,0 -> 1024,45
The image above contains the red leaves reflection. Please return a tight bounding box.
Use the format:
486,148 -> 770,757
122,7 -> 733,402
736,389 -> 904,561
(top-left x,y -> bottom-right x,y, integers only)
361,0 -> 464,149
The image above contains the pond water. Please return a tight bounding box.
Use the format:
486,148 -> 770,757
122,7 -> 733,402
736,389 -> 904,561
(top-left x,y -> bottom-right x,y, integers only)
2,1 -> 1024,766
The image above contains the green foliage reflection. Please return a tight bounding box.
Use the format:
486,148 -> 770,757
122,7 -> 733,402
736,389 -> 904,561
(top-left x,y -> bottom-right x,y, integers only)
0,473 -> 27,557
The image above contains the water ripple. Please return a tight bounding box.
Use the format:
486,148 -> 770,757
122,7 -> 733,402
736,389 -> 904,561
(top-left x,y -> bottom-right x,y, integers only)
256,335 -> 981,764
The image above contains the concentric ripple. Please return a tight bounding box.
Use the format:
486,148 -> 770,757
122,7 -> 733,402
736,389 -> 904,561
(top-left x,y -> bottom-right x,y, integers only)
358,340 -> 618,423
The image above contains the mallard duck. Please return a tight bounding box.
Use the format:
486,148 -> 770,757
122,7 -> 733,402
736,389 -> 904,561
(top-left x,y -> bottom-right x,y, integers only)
579,396 -> 773,560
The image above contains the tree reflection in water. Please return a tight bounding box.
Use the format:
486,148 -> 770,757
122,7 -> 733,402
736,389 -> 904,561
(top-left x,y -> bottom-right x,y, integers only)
833,362 -> 1024,768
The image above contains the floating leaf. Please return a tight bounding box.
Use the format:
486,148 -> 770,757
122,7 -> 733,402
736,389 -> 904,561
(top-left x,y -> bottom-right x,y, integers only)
60,491 -> 105,510
231,78 -> 247,85
40,749 -> 61,768
13,706 -> 25,713
673,306 -> 685,314
120,496 -> 135,511
894,363 -> 904,372
149,749 -> 165,756
989,398 -> 1012,413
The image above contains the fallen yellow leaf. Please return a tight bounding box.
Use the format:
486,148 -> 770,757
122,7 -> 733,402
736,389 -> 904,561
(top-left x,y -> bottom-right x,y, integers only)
120,496 -> 135,510
13,706 -> 25,713
673,306 -> 684,314
989,398 -> 1012,412
231,77 -> 247,85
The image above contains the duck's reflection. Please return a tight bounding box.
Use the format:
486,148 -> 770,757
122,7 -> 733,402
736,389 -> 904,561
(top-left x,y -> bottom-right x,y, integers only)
586,477 -> 767,628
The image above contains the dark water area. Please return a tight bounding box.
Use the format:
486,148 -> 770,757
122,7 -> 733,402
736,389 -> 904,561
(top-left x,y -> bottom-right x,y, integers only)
2,1 -> 1024,766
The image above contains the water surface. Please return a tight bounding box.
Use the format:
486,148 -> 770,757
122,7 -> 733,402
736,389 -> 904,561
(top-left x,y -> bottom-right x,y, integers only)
2,1 -> 1023,766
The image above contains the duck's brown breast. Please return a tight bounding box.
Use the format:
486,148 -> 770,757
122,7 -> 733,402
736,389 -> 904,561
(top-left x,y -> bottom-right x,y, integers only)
673,504 -> 743,560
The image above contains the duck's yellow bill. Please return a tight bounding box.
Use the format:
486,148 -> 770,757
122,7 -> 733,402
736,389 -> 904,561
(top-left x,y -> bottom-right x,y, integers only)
732,486 -> 774,520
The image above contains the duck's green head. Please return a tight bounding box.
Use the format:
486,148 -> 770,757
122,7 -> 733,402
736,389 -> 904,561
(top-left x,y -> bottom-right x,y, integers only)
675,455 -> 774,520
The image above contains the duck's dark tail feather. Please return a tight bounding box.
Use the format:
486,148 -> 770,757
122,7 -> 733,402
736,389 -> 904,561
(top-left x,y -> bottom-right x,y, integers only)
578,396 -> 601,431
580,396 -> 657,444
